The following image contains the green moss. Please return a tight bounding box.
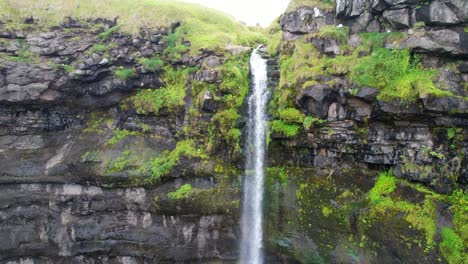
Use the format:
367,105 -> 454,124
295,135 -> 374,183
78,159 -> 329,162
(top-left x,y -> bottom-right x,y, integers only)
351,48 -> 453,101
83,112 -> 106,134
128,66 -> 194,114
313,25 -> 350,43
278,108 -> 305,124
142,140 -> 206,183
6,40 -> 38,63
368,170 -> 397,204
440,227 -> 465,264
303,116 -> 327,130
80,151 -> 98,163
106,149 -> 135,175
322,206 -> 332,217
88,43 -> 117,56
271,120 -> 301,138
107,129 -> 140,145
367,171 -> 441,249
138,57 -> 164,72
115,67 -> 137,80
167,184 -> 192,200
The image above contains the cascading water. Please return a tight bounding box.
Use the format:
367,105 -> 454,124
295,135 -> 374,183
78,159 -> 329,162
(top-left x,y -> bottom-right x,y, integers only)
240,47 -> 269,264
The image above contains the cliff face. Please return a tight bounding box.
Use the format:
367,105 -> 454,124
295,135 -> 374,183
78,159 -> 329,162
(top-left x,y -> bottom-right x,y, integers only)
0,17 -> 246,263
0,0 -> 467,263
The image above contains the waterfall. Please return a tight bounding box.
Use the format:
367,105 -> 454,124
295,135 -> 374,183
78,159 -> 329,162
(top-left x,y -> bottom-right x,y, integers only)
240,47 -> 269,264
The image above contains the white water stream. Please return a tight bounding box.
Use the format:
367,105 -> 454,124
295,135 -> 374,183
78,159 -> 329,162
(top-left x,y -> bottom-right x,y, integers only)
240,47 -> 269,264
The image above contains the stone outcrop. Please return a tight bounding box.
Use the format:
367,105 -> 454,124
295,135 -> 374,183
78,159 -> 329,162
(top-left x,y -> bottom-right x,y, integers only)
0,0 -> 467,263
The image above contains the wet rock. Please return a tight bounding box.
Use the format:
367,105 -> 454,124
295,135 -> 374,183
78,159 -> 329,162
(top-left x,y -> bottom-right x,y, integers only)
336,0 -> 366,18
194,69 -> 220,83
383,8 -> 410,29
421,95 -> 468,114
309,37 -> 341,55
347,98 -> 371,119
378,100 -> 423,115
297,84 -> 337,118
416,0 -> 467,26
201,90 -> 216,112
401,29 -> 467,56
225,44 -> 251,55
355,87 -> 379,102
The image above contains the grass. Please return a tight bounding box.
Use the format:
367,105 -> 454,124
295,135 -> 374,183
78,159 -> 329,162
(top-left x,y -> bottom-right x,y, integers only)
97,25 -> 120,41
286,0 -> 334,12
351,48 -> 453,101
115,67 -> 137,80
313,25 -> 350,43
138,57 -> 164,72
167,184 -> 192,200
0,0 -> 266,55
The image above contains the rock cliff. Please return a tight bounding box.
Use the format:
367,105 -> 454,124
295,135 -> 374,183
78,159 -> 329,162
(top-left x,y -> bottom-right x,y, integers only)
0,0 -> 467,263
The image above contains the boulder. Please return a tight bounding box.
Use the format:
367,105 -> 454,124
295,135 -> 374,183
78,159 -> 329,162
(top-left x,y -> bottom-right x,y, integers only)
281,7 -> 334,34
401,29 -> 467,56
416,0 -> 464,26
201,90 -> 216,112
355,87 -> 379,102
309,37 -> 341,55
297,84 -> 337,118
378,100 -> 423,115
383,8 -> 410,29
347,98 -> 372,119
336,0 -> 366,18
421,95 -> 468,114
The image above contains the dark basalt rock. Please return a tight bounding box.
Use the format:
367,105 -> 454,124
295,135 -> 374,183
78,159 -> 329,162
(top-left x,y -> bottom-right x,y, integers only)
382,8 -> 411,29
297,84 -> 337,118
416,0 -> 467,26
280,7 -> 335,34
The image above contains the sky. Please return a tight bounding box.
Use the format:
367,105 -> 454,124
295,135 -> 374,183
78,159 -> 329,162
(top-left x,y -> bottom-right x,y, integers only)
181,0 -> 291,27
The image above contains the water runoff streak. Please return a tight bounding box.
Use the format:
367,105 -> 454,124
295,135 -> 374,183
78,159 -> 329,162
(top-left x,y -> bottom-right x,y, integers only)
240,47 -> 269,264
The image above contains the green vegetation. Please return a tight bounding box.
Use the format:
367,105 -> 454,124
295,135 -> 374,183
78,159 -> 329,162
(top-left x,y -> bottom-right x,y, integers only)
351,48 -> 453,101
142,140 -> 206,183
0,0 -> 266,55
138,57 -> 164,72
286,0 -> 334,12
167,184 -> 193,200
115,67 -> 137,80
80,151 -> 98,163
278,108 -> 305,123
107,129 -> 140,145
52,63 -> 74,73
129,66 -> 195,114
440,227 -> 465,264
303,116 -> 327,130
271,120 -> 301,138
312,25 -> 350,43
3,40 -> 38,63
106,149 -> 135,175
368,170 -> 397,204
97,25 -> 120,41
88,43 -> 117,56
